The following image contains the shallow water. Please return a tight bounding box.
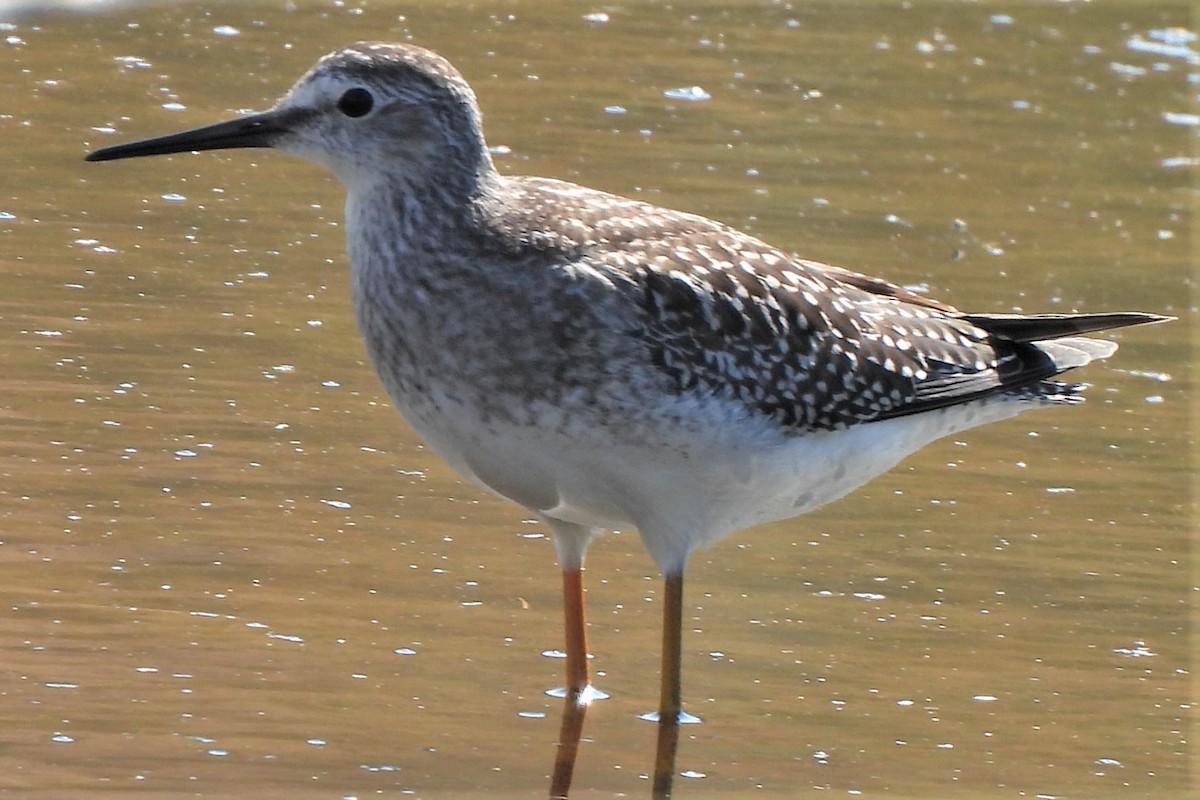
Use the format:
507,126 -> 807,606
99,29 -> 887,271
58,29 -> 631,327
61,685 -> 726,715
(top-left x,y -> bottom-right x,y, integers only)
1,2 -> 1193,798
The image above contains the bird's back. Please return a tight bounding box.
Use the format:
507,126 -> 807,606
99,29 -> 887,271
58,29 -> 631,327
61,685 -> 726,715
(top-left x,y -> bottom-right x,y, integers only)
463,175 -> 1148,427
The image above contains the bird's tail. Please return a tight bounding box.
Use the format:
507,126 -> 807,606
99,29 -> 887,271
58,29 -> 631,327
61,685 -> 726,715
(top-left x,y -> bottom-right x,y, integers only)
960,311 -> 1171,345
1031,336 -> 1118,371
964,311 -> 1171,375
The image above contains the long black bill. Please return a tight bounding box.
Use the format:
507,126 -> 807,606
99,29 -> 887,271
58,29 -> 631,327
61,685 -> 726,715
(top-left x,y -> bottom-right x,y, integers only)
86,111 -> 285,162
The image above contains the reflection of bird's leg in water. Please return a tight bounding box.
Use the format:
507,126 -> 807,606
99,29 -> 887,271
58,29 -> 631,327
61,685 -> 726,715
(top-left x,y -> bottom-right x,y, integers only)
549,689 -> 589,799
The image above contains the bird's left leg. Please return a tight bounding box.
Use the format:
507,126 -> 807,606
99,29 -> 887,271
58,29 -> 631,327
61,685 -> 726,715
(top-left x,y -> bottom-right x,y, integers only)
545,519 -> 601,799
545,518 -> 601,698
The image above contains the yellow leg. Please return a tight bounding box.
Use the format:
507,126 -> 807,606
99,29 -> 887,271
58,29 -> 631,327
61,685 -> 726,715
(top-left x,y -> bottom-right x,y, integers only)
652,572 -> 684,799
549,567 -> 590,798
561,566 -> 589,694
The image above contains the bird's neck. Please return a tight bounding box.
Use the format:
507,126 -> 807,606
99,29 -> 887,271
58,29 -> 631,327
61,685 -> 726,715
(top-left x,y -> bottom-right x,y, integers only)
343,164 -> 510,341
343,164 -> 519,423
345,161 -> 501,253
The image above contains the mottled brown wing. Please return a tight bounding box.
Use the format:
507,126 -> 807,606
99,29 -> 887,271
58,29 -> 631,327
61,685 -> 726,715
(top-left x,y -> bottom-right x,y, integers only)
627,238 -> 1051,431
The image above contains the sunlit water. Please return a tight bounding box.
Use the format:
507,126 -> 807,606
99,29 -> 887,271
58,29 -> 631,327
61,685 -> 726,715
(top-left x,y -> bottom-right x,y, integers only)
2,2 -> 1192,798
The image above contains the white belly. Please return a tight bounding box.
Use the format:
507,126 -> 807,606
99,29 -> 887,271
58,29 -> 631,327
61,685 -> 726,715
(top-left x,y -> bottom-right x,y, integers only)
392,385 -> 1043,574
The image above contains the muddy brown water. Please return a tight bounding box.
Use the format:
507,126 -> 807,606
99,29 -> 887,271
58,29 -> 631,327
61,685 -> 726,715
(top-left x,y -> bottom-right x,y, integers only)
1,2 -> 1192,798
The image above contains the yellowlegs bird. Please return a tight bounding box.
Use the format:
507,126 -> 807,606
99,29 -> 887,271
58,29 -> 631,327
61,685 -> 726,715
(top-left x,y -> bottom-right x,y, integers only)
88,42 -> 1168,797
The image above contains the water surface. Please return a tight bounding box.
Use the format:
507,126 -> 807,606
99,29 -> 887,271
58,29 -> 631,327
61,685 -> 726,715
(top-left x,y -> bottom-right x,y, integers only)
1,2 -> 1192,798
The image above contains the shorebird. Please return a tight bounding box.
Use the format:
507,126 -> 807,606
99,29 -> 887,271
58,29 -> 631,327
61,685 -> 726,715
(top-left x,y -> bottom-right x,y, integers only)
88,42 -> 1167,796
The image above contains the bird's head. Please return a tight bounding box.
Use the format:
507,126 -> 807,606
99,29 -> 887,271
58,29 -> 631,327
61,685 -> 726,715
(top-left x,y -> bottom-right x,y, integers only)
88,42 -> 495,194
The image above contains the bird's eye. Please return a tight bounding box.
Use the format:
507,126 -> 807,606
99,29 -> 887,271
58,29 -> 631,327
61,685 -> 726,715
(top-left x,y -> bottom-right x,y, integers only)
337,87 -> 374,118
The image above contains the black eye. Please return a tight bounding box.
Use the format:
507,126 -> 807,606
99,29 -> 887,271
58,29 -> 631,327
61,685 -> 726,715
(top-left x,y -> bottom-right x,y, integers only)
337,87 -> 374,118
